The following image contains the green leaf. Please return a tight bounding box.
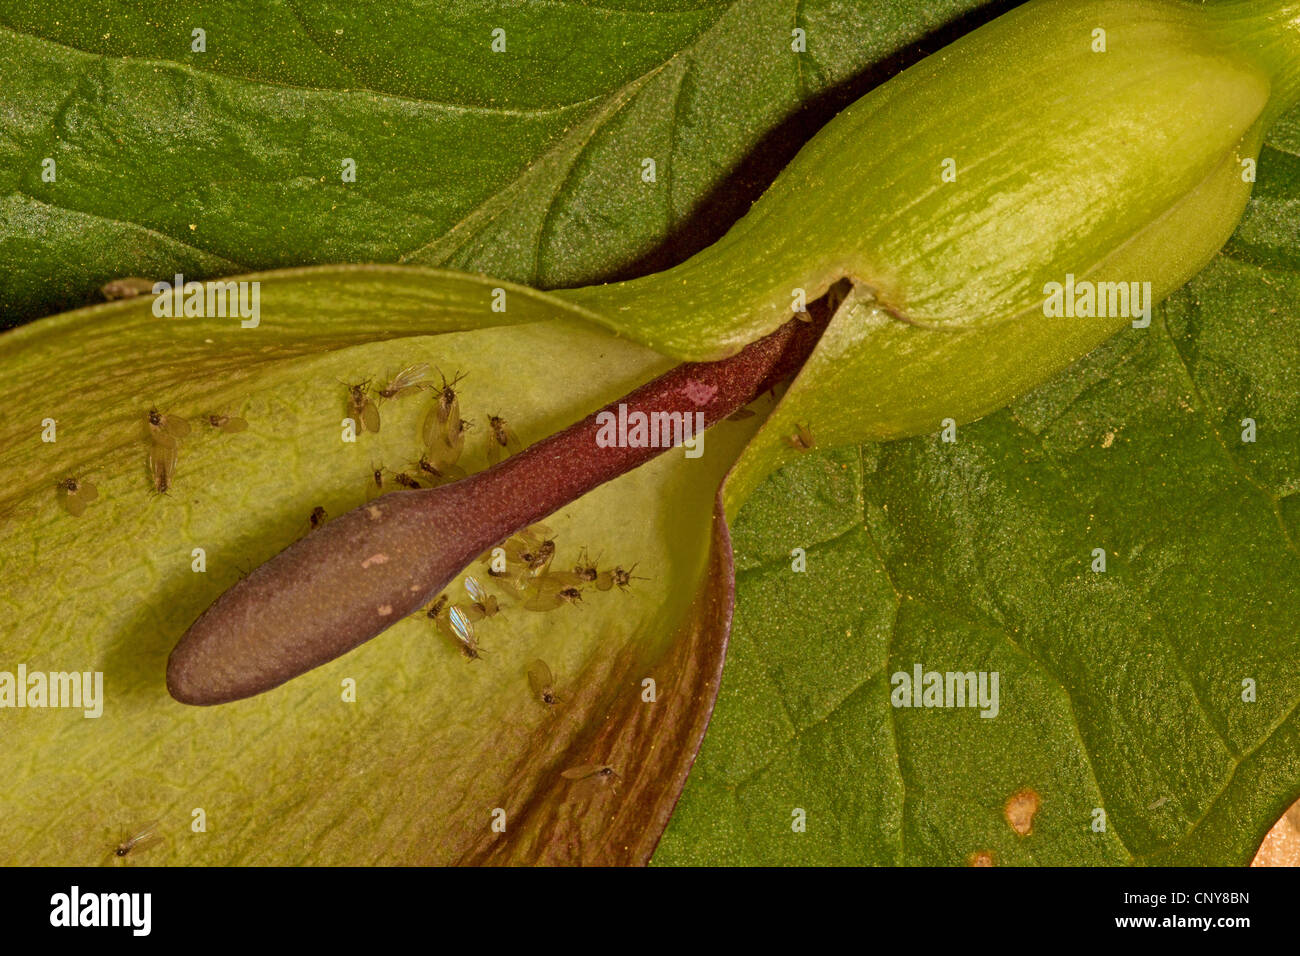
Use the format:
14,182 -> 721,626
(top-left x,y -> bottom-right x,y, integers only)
655,105 -> 1300,865
0,267 -> 761,864
0,0 -> 992,325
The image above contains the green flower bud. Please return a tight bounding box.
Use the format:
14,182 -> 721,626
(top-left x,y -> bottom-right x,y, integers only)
555,0 -> 1300,502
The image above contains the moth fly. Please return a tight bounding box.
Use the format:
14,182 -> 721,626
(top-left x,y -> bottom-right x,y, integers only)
523,577 -> 583,612
434,369 -> 466,428
147,407 -> 190,442
205,411 -> 248,433
108,820 -> 162,864
344,380 -> 380,434
527,659 -> 560,707
596,563 -> 646,593
377,362 -> 430,401
425,594 -> 449,620
440,604 -> 484,661
56,476 -> 98,517
486,413 -> 521,466
462,575 -> 500,620
560,763 -> 618,782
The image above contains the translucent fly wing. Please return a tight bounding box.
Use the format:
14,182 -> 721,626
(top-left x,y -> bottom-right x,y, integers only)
429,425 -> 466,467
447,605 -> 474,644
517,523 -> 553,547
501,536 -> 531,564
61,490 -> 86,517
503,537 -> 554,576
421,405 -> 441,449
438,394 -> 459,429
524,575 -> 566,597
465,574 -> 488,606
123,831 -> 164,857
424,431 -> 464,470
483,562 -> 528,594
523,583 -> 580,612
149,425 -> 178,450
786,423 -> 813,450
218,415 -> 249,433
164,415 -> 191,439
149,439 -> 178,493
361,400 -> 381,434
538,570 -> 584,588
523,591 -> 562,612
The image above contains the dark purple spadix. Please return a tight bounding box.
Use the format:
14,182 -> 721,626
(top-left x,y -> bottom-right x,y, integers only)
166,318 -> 824,705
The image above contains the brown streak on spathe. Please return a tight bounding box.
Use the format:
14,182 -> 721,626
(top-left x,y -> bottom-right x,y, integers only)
456,495 -> 736,865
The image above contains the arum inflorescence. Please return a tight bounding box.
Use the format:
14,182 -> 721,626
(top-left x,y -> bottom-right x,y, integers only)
167,0 -> 1300,705
166,317 -> 825,704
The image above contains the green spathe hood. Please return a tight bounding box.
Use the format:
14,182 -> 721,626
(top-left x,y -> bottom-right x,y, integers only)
553,0 -> 1300,508
559,0 -> 1300,359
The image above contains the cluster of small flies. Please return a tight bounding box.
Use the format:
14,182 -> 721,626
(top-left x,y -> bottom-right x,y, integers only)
54,407 -> 247,515
413,523 -> 645,664
340,363 -> 522,494
331,365 -> 634,781
143,407 -> 249,495
308,362 -> 524,529
395,526 -> 640,788
64,363 -> 635,846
